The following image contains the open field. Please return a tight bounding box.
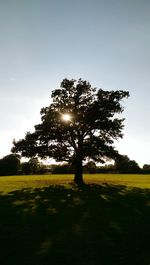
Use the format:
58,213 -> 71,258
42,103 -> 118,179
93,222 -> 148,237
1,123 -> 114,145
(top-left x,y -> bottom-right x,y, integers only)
1,174 -> 150,193
1,174 -> 150,265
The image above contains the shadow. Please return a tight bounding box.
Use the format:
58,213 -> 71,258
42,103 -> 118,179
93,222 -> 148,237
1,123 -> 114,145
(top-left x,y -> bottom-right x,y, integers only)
0,184 -> 150,265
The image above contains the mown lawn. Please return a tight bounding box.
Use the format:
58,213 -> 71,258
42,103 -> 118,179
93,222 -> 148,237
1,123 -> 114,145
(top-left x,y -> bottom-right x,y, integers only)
1,174 -> 150,193
0,174 -> 150,265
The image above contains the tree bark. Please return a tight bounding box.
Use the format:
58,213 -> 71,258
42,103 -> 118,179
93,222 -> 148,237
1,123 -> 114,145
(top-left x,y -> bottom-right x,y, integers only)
74,154 -> 84,185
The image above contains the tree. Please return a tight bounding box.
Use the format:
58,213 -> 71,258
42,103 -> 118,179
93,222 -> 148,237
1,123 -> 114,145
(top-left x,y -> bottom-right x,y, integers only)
21,158 -> 45,175
84,161 -> 97,174
12,78 -> 129,184
21,162 -> 31,175
143,164 -> 150,174
115,155 -> 141,173
0,154 -> 20,176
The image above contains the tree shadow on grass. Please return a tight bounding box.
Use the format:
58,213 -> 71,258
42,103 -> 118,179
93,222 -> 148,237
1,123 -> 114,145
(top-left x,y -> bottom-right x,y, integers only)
0,184 -> 150,265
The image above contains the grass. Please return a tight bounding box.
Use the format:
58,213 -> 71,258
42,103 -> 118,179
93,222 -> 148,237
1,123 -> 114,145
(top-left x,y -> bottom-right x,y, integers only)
1,174 -> 150,265
0,174 -> 150,193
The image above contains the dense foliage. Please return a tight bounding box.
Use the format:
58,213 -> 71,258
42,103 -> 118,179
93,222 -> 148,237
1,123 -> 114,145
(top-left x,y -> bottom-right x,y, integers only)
0,154 -> 20,176
12,78 -> 129,184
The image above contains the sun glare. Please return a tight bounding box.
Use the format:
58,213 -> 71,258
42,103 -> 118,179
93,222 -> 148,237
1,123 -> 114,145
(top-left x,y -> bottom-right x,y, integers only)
62,113 -> 71,122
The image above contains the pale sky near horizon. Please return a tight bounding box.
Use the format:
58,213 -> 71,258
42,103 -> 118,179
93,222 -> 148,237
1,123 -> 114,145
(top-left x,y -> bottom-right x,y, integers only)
0,0 -> 150,167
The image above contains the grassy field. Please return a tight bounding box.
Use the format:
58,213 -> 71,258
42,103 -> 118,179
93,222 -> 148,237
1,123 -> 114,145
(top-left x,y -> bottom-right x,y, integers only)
1,174 -> 150,265
1,174 -> 150,193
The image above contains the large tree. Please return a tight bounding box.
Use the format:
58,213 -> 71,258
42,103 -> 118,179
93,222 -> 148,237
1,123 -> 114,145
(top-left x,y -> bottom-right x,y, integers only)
12,78 -> 129,184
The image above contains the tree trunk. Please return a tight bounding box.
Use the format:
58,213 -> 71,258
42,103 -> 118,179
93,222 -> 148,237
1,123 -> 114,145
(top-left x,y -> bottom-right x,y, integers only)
74,155 -> 84,185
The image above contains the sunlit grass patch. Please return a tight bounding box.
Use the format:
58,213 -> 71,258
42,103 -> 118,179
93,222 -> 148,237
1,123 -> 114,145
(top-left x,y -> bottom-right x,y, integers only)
0,174 -> 150,194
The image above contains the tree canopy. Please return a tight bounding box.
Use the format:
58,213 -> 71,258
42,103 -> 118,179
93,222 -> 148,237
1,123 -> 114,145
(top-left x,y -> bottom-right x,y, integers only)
114,155 -> 141,174
0,154 -> 20,176
12,78 -> 129,184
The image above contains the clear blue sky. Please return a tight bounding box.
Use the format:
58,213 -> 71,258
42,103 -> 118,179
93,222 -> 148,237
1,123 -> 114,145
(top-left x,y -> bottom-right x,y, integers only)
0,0 -> 150,167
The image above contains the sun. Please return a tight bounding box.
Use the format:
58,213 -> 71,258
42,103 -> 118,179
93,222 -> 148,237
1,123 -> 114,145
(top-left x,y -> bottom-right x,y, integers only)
62,113 -> 71,122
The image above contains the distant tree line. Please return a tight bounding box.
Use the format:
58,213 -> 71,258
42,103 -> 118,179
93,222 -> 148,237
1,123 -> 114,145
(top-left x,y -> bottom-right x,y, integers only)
0,153 -> 150,176
0,155 -> 46,176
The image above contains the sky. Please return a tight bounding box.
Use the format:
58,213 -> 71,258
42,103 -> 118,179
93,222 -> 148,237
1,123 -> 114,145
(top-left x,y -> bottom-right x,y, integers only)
0,0 -> 150,167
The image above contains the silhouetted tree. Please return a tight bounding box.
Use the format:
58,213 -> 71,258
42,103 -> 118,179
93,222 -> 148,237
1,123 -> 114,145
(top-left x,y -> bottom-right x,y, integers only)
143,164 -> 150,174
21,162 -> 31,175
21,158 -> 41,174
84,161 -> 97,173
115,155 -> 141,173
0,154 -> 20,176
12,78 -> 129,184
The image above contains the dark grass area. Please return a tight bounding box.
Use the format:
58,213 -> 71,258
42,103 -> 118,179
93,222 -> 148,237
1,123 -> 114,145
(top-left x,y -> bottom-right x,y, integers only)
0,184 -> 150,265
